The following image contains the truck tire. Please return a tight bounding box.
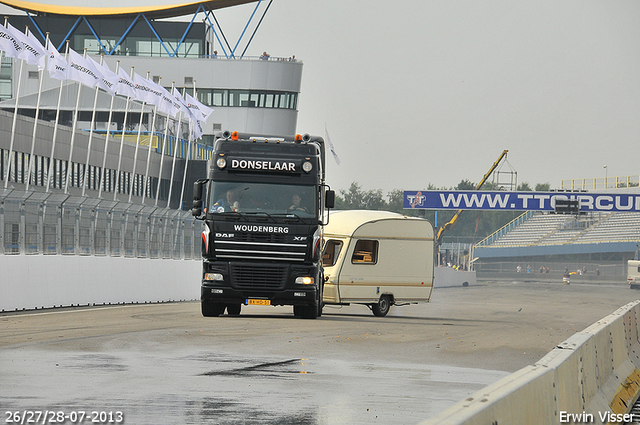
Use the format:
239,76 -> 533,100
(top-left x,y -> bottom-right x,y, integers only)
202,301 -> 226,317
372,295 -> 392,317
299,304 -> 318,319
293,305 -> 303,317
317,281 -> 324,317
226,304 -> 242,316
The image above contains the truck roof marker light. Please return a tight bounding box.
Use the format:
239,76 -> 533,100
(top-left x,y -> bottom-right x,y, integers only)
302,162 -> 312,173
216,157 -> 227,169
231,131 -> 239,141
295,134 -> 302,143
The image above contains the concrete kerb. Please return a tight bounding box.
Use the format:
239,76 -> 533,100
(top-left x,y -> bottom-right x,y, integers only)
419,300 -> 640,425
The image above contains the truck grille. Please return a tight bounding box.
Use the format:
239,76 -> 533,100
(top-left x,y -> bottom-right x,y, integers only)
214,239 -> 307,262
230,264 -> 288,290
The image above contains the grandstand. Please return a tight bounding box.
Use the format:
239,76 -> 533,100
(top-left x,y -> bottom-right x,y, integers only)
474,194 -> 640,281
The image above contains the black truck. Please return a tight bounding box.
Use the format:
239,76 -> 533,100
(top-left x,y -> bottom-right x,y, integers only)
192,131 -> 335,319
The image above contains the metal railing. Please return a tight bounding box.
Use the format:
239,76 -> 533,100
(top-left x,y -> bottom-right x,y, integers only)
1,188 -> 202,260
475,210 -> 533,247
561,175 -> 640,190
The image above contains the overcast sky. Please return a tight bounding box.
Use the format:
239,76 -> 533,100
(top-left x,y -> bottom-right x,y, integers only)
3,0 -> 640,194
218,1 -> 640,194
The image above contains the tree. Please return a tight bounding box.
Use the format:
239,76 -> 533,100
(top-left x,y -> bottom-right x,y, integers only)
517,182 -> 532,191
340,182 -> 365,209
338,182 -> 388,210
456,179 -> 475,190
534,182 -> 550,191
387,189 -> 404,214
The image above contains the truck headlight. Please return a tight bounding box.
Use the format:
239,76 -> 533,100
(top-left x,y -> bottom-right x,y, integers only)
204,273 -> 224,281
295,276 -> 314,285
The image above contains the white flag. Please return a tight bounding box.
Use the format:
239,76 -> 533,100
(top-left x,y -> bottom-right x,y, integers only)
87,55 -> 117,95
190,118 -> 204,140
8,24 -> 48,69
47,45 -> 67,80
67,48 -> 103,88
185,93 -> 213,122
164,89 -> 184,118
172,87 -> 190,117
0,24 -> 23,60
325,125 -> 341,165
143,76 -> 176,117
115,67 -> 136,98
133,72 -> 163,106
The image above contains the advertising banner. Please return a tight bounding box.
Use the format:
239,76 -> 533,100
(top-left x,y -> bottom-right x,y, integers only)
404,190 -> 640,212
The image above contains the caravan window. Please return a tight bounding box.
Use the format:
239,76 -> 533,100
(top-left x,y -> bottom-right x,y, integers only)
351,240 -> 378,264
322,240 -> 343,267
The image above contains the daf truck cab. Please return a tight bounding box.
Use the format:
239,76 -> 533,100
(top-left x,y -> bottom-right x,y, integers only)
193,131 -> 334,319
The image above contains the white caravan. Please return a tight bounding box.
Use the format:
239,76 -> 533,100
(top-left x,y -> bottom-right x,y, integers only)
321,210 -> 435,316
628,260 -> 640,289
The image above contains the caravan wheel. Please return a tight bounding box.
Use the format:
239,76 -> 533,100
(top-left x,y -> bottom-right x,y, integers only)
372,295 -> 391,317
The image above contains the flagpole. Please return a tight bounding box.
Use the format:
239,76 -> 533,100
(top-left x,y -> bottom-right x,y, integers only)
178,83 -> 197,211
166,87 -> 185,209
45,40 -> 69,192
127,71 -> 149,203
4,22 -> 26,189
81,53 -> 104,196
114,66 -> 134,201
98,60 -> 119,199
156,81 -> 175,207
178,119 -> 193,211
25,29 -> 48,192
142,76 -> 161,203
141,103 -> 158,203
64,48 -> 88,193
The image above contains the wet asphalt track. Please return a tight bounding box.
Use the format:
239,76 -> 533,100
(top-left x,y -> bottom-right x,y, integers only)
2,280 -> 638,424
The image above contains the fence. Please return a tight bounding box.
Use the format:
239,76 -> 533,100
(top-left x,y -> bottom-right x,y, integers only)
0,188 -> 202,260
475,260 -> 625,277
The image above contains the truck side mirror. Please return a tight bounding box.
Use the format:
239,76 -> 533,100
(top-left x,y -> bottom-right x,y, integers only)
325,190 -> 335,209
192,181 -> 204,217
193,181 -> 203,201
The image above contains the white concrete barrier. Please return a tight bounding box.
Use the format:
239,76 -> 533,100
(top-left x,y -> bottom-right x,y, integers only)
0,255 -> 200,311
420,300 -> 640,425
434,267 -> 477,288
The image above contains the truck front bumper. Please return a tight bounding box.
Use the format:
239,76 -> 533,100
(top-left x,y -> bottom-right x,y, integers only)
201,283 -> 318,306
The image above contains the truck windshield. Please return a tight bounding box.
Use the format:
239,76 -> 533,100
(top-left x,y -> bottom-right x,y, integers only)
208,182 -> 317,218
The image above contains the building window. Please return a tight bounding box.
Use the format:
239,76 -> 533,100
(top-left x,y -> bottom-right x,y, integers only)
0,56 -> 12,100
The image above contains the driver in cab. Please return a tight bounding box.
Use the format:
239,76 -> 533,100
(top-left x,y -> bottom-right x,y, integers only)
213,189 -> 240,212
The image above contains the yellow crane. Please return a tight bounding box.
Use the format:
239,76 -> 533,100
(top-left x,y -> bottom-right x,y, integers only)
435,149 -> 509,244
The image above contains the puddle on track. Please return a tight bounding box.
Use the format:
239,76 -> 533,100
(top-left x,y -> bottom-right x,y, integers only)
1,349 -> 508,424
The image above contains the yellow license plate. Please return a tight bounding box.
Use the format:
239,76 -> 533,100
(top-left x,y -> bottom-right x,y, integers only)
247,299 -> 270,306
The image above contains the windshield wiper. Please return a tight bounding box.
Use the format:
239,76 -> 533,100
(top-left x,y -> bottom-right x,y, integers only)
214,211 -> 248,221
270,213 -> 309,223
244,211 -> 277,222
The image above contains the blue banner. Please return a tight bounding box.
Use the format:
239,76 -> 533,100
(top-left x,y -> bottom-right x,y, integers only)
404,190 -> 640,212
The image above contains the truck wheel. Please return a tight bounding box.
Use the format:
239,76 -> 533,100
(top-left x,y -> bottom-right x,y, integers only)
300,304 -> 318,319
317,282 -> 324,317
300,291 -> 320,320
226,304 -> 242,316
372,295 -> 391,317
202,301 -> 226,317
